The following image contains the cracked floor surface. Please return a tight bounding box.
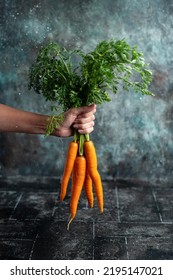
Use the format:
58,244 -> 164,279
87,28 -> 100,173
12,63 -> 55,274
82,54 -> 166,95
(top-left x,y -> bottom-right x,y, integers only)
0,178 -> 173,260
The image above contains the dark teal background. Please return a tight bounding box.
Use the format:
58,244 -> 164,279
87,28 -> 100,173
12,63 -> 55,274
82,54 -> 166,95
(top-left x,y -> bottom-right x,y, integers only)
0,0 -> 172,184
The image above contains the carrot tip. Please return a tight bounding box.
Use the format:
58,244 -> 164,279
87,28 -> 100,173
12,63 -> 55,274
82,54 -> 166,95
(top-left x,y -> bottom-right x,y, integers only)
89,203 -> 94,208
59,192 -> 66,201
67,216 -> 74,231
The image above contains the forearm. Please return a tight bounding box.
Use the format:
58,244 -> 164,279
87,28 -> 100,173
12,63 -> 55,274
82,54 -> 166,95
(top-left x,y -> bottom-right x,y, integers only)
0,104 -> 49,135
0,103 -> 96,137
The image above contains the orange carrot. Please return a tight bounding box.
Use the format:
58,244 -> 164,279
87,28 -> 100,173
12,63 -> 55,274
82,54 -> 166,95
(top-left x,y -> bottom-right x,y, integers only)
59,141 -> 78,201
67,155 -> 86,229
84,169 -> 94,208
84,140 -> 104,213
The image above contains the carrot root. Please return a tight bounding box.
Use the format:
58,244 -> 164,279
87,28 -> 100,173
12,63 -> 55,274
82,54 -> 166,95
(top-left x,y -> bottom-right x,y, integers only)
84,170 -> 94,208
67,214 -> 75,231
84,140 -> 104,213
68,156 -> 86,227
59,141 -> 78,201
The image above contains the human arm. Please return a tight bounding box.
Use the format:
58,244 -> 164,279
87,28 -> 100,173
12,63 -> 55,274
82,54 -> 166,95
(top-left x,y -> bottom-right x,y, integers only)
0,103 -> 96,137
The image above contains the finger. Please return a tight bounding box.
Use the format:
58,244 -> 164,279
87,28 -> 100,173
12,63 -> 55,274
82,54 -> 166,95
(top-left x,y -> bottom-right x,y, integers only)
73,120 -> 95,130
77,110 -> 96,119
73,114 -> 95,124
78,126 -> 94,135
71,104 -> 96,117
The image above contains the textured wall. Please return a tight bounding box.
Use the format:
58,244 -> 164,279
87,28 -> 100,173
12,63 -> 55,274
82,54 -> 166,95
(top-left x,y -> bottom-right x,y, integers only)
0,0 -> 173,184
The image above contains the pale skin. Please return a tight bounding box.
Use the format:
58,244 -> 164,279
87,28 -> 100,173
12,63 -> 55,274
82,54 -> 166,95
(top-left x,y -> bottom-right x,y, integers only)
0,103 -> 96,137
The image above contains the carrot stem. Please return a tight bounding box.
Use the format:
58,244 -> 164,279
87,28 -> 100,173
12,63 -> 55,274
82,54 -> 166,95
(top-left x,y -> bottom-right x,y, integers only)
73,131 -> 90,156
85,133 -> 90,142
79,134 -> 85,156
73,129 -> 78,142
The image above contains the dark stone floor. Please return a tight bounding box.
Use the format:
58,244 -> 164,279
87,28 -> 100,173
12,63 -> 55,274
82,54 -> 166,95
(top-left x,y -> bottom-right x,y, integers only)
0,177 -> 173,260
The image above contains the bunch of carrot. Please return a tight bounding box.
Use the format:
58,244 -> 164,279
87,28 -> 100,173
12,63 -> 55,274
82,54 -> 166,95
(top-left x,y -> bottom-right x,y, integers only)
28,39 -> 153,229
59,133 -> 103,229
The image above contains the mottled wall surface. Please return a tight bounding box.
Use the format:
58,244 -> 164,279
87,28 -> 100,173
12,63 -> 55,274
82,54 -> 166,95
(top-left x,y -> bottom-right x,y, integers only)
0,0 -> 173,183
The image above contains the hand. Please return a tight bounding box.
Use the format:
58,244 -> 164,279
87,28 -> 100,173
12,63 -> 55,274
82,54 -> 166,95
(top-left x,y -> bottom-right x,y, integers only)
54,104 -> 96,137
